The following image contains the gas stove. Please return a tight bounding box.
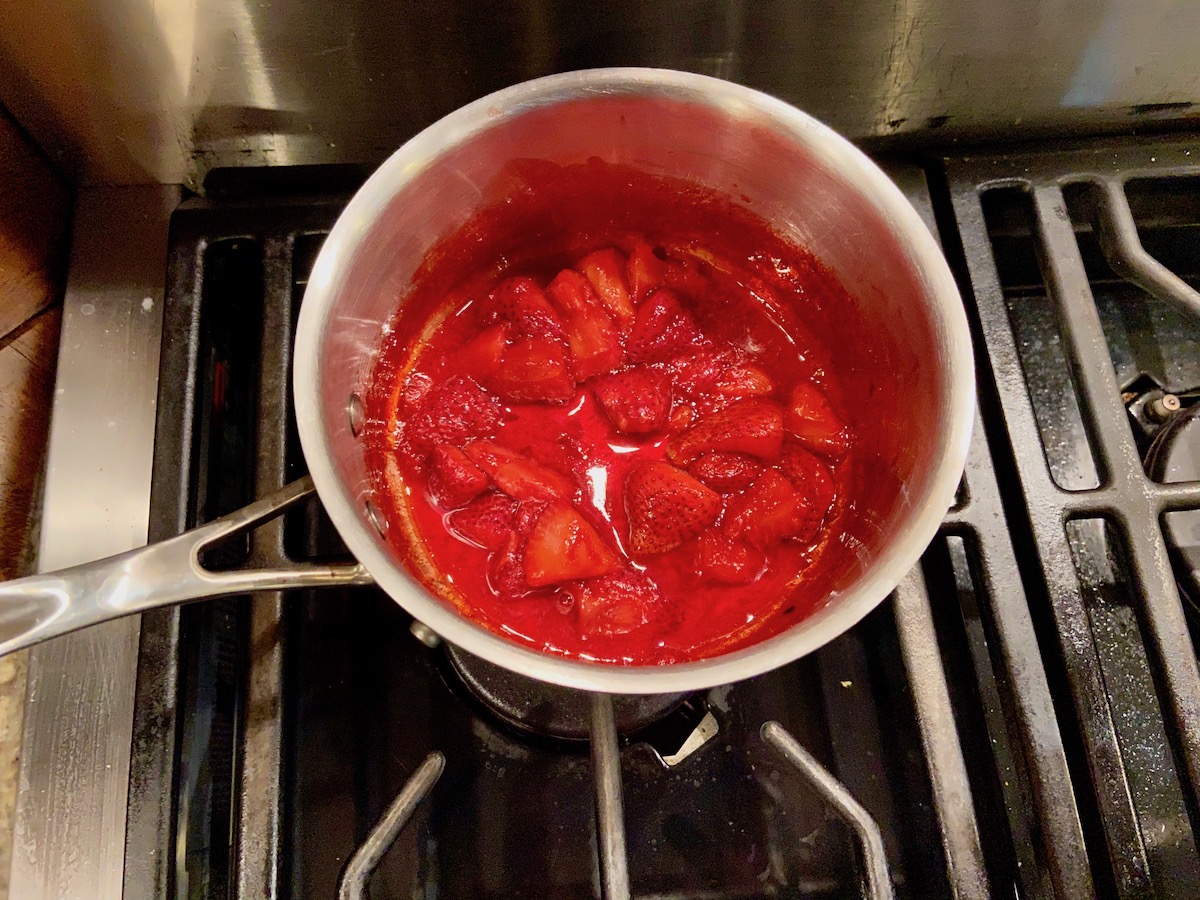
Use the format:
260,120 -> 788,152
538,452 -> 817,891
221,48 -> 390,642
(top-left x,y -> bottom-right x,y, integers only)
14,141 -> 1200,900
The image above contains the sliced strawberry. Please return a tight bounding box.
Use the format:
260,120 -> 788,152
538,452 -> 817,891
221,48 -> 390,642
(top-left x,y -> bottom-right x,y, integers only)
405,375 -> 503,455
724,468 -> 821,547
668,405 -> 694,434
428,444 -> 490,507
626,290 -> 701,364
488,533 -> 531,598
523,502 -> 620,587
481,276 -> 565,340
399,372 -> 434,410
457,324 -> 509,382
568,569 -> 663,637
716,362 -> 775,396
626,240 -> 667,302
686,451 -> 762,493
579,248 -> 634,325
464,441 -> 576,501
489,336 -> 576,403
592,368 -> 672,434
669,399 -> 784,463
624,461 -> 722,556
546,268 -> 600,316
778,442 -> 836,519
694,530 -> 766,584
564,305 -> 623,380
668,348 -> 737,398
446,492 -> 518,550
784,382 -> 851,459
661,254 -> 710,296
513,499 -> 549,534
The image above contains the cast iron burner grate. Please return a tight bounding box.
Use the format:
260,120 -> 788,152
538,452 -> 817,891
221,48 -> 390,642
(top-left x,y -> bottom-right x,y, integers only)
122,146 -> 1200,900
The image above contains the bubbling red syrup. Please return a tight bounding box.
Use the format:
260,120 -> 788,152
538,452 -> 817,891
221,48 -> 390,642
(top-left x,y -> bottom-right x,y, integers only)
363,160 -> 862,665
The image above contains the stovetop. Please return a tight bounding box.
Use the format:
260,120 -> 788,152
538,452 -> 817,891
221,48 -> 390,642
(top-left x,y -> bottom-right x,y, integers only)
25,141 -> 1200,900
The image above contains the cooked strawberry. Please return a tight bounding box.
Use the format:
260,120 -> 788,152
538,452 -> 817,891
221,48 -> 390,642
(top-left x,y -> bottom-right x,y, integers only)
405,375 -> 503,454
464,441 -> 576,501
399,372 -> 433,410
624,461 -> 722,555
626,290 -> 701,364
456,324 -> 509,381
578,248 -> 634,324
667,405 -> 694,433
661,254 -> 710,296
523,502 -> 620,587
626,240 -> 667,302
669,399 -> 784,463
784,382 -> 851,458
716,362 -> 775,396
724,468 -> 821,547
480,276 -> 565,339
687,451 -> 762,493
489,336 -> 576,403
428,444 -> 490,507
592,368 -> 672,434
563,305 -> 623,380
513,499 -> 549,534
488,533 -> 531,598
568,569 -> 664,637
668,348 -> 737,397
778,442 -> 836,518
446,492 -> 518,550
546,268 -> 600,315
694,530 -> 766,584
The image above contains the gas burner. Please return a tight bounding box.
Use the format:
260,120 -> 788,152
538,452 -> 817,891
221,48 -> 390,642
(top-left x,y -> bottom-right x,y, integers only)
443,643 -> 691,742
1145,403 -> 1200,622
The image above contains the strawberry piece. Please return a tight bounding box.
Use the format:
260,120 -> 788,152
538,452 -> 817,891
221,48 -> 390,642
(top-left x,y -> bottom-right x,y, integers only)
778,443 -> 836,519
513,499 -> 548,534
457,324 -> 509,381
464,441 -> 576,501
546,268 -> 600,315
428,444 -> 490,507
568,569 -> 664,637
716,362 -> 775,396
399,372 -> 433,410
694,530 -> 766,584
488,533 -> 531,598
669,399 -> 784,463
481,276 -> 565,339
687,451 -> 762,493
668,405 -> 694,434
446,492 -> 518,550
784,382 -> 851,459
624,461 -> 722,556
669,348 -> 737,398
523,502 -> 620,587
489,336 -> 576,403
405,375 -> 503,455
579,248 -> 634,325
592,368 -> 672,434
724,469 -> 821,547
626,290 -> 701,364
661,256 -> 710,296
564,305 -> 623,380
626,240 -> 667,302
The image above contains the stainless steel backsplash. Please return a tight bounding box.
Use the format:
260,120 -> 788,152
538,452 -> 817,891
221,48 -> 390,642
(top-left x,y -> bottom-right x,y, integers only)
1,0 -> 1198,188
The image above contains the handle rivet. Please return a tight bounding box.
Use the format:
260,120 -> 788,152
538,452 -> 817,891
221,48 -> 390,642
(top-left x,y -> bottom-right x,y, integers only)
348,393 -> 366,436
364,500 -> 388,539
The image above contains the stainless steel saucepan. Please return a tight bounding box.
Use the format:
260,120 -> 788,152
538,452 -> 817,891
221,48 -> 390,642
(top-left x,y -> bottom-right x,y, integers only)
0,69 -> 973,693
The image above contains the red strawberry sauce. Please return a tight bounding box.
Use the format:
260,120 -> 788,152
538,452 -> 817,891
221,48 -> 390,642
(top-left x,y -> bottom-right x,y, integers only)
363,161 -> 863,666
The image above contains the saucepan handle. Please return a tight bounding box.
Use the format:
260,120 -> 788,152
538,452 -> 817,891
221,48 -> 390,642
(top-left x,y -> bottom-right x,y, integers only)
0,478 -> 373,657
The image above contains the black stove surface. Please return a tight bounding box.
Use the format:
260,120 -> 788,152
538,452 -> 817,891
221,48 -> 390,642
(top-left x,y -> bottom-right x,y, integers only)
126,147 -> 1200,900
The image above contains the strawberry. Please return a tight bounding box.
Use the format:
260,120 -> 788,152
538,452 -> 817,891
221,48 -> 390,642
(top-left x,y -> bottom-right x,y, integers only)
546,268 -> 600,316
694,530 -> 766,584
428,444 -> 490,507
669,399 -> 784,463
686,451 -> 762,493
480,276 -> 565,340
668,405 -> 694,434
568,569 -> 664,637
624,461 -> 722,555
578,248 -> 635,325
661,255 -> 710,296
724,468 -> 821,547
464,441 -> 576,501
626,240 -> 667,302
405,375 -> 503,454
489,336 -> 576,403
592,368 -> 672,434
456,324 -> 509,382
400,372 -> 434,410
626,290 -> 701,364
784,382 -> 851,459
563,305 -> 623,380
668,348 -> 737,398
513,499 -> 548,534
778,443 -> 836,519
715,362 -> 775,396
446,492 -> 518,550
488,533 -> 531,598
523,501 -> 620,587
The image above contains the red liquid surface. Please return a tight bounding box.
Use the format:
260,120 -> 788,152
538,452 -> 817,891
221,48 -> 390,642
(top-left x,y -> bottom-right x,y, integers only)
363,161 -> 863,665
